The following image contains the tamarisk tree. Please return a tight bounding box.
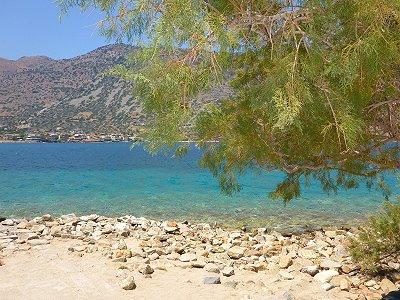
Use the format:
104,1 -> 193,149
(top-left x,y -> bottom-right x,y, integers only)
58,0 -> 399,201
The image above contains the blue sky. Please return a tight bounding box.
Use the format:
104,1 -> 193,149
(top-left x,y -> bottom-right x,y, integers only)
0,0 -> 112,60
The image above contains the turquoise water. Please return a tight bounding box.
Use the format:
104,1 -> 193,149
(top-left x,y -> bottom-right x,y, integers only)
0,142 -> 398,229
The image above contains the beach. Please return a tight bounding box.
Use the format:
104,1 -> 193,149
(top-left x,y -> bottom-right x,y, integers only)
1,213 -> 398,300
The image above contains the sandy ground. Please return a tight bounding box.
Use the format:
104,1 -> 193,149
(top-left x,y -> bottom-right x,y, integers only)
0,240 -> 349,300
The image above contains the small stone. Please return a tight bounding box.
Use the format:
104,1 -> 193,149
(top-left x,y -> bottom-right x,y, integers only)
320,259 -> 342,270
138,264 -> 154,275
119,276 -> 136,290
149,253 -> 159,261
364,279 -> 377,287
340,278 -> 350,291
223,281 -> 238,289
321,283 -> 334,291
1,219 -> 14,226
282,291 -> 296,300
279,255 -> 293,269
314,270 -> 339,283
301,265 -> 319,276
227,246 -> 246,259
204,263 -> 220,273
222,267 -> 235,277
324,230 -> 336,238
278,270 -> 294,280
179,253 -> 197,262
380,278 -> 396,293
27,239 -> 50,246
115,223 -> 130,237
298,249 -> 318,259
203,277 -> 221,284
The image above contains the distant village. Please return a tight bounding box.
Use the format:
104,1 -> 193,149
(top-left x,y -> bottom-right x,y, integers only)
0,130 -> 139,143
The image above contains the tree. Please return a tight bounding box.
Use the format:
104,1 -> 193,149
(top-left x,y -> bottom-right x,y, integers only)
58,0 -> 399,201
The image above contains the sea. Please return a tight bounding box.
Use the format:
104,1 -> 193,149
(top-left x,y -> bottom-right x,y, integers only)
0,142 -> 398,230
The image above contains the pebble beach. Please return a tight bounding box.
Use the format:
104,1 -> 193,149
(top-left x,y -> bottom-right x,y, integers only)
1,213 -> 399,299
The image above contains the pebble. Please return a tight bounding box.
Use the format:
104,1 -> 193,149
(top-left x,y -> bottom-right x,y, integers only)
279,255 -> 293,269
119,276 -> 136,290
380,278 -> 397,293
314,270 -> 339,283
222,267 -> 235,277
227,246 -> 246,259
203,277 -> 221,284
27,239 -> 50,246
321,282 -> 334,291
204,263 -> 220,273
278,270 -> 294,280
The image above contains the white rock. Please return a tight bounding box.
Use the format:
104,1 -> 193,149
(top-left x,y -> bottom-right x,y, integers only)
1,219 -> 14,226
301,265 -> 319,276
314,270 -> 339,283
320,259 -> 342,270
222,267 -> 235,277
204,263 -> 220,273
179,253 -> 197,262
119,276 -> 136,290
27,239 -> 50,246
321,283 -> 334,291
227,246 -> 246,259
278,270 -> 294,280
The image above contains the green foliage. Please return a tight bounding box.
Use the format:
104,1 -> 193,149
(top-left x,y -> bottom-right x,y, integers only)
58,0 -> 400,200
349,199 -> 400,273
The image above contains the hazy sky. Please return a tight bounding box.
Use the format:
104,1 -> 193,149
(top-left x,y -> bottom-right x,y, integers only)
0,0 -> 112,60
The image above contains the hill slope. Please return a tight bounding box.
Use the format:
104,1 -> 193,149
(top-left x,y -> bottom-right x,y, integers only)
0,44 -> 142,134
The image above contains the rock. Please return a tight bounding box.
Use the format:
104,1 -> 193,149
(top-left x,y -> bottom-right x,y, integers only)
115,223 -> 130,237
191,259 -> 206,268
138,264 -> 154,275
279,255 -> 293,269
321,283 -> 334,291
314,270 -> 339,283
222,267 -> 235,277
278,270 -> 294,280
223,281 -> 238,289
30,224 -> 45,233
229,232 -> 242,239
325,230 -> 336,238
364,279 -> 377,287
179,253 -> 197,262
204,263 -> 220,273
148,253 -> 159,261
380,278 -> 397,294
203,277 -> 221,284
1,219 -> 14,226
119,276 -> 136,290
298,249 -> 318,259
50,226 -> 63,237
282,291 -> 296,300
301,265 -> 319,276
340,278 -> 350,291
42,214 -> 53,221
320,259 -> 342,270
27,239 -> 50,246
16,222 -> 28,229
227,246 -> 246,259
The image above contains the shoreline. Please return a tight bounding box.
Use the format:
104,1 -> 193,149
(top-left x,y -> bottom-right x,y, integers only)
1,213 -> 398,299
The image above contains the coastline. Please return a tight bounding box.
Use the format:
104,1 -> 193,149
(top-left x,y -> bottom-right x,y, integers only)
1,213 -> 398,299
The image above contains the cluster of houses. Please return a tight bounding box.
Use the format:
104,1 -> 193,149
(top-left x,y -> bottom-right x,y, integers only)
0,132 -> 138,143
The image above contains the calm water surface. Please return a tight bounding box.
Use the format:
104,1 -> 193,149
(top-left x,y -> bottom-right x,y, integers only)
0,143 -> 398,229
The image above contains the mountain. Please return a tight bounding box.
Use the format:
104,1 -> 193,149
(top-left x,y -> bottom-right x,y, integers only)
0,44 -> 143,134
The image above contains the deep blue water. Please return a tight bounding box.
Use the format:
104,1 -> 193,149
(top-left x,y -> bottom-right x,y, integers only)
0,142 -> 398,229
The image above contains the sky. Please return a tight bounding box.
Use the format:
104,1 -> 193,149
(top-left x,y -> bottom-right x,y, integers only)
0,0 -> 112,60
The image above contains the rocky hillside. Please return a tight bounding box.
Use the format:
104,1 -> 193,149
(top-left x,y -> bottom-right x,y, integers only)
0,44 -> 143,134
